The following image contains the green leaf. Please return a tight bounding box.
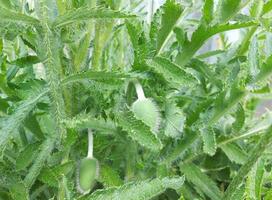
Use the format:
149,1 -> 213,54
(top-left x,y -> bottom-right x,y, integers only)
203,0 -> 214,23
62,114 -> 117,134
10,182 -> 29,200
232,104 -> 245,132
79,176 -> 184,200
16,142 -> 41,171
223,126 -> 272,200
53,7 -> 135,27
164,102 -> 185,138
220,142 -> 247,164
176,21 -> 257,66
118,111 -> 163,152
38,161 -> 74,187
173,27 -> 185,46
200,126 -> 217,156
24,138 -> 56,189
24,115 -> 44,140
0,6 -> 40,25
99,165 -> 123,187
146,57 -> 196,88
245,158 -> 265,200
250,0 -> 264,18
254,55 -> 272,83
9,56 -> 40,68
248,35 -> 260,79
214,0 -> 242,23
180,163 -> 222,200
163,131 -> 198,164
209,85 -> 246,125
262,0 -> 272,15
155,0 -> 183,54
0,87 -> 48,152
61,71 -> 128,85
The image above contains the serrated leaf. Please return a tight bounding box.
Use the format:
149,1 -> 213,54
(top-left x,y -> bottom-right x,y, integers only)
61,71 -> 128,85
220,142 -> 247,164
16,142 -> 41,171
163,130 -> 198,164
24,138 -> 56,189
118,111 -> 162,152
100,165 -> 123,187
155,0 -> 183,53
38,161 -> 74,187
53,7 -> 135,27
175,21 -> 257,66
232,104 -> 245,132
249,35 -> 260,79
214,0 -> 242,23
0,86 -> 48,152
209,85 -> 246,125
79,176 -> 184,200
180,163 -> 222,200
223,126 -> 272,200
0,6 -> 40,25
200,126 -> 217,155
62,114 -> 117,134
146,56 -> 195,88
254,55 -> 272,83
246,158 -> 265,200
10,182 -> 29,200
164,102 -> 185,138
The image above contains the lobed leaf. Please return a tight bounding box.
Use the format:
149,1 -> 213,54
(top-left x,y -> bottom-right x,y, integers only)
155,0 -> 183,54
79,176 -> 184,200
118,111 -> 163,152
53,7 -> 135,27
220,142 -> 247,164
180,163 -> 222,200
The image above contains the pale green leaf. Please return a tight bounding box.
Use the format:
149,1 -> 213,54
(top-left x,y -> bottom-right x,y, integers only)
99,165 -> 123,187
16,142 -> 41,171
146,56 -> 196,88
200,126 -> 217,156
38,161 -> 74,187
24,138 -> 56,189
79,177 -> 184,200
118,111 -> 163,152
180,163 -> 222,200
164,102 -> 185,138
53,7 -> 135,27
10,182 -> 29,200
214,0 -> 242,23
0,6 -> 40,25
62,114 -> 117,134
176,21 -> 257,66
223,126 -> 272,200
220,142 -> 247,164
156,0 -> 183,53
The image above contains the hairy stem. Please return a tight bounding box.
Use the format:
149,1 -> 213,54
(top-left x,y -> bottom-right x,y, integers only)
87,129 -> 94,158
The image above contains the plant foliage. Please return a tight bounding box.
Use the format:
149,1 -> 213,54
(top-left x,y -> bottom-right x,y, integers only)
1,0 -> 272,199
